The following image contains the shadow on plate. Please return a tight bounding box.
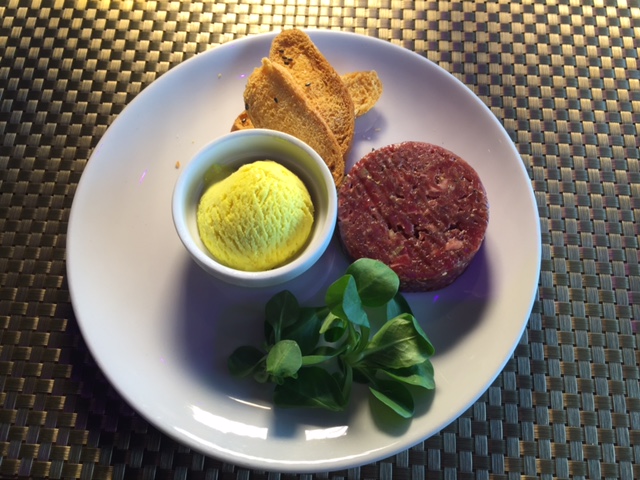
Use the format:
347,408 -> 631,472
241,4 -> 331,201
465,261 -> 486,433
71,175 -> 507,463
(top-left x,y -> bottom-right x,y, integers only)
369,387 -> 436,436
268,400 -> 354,439
267,382 -> 435,439
405,244 -> 491,356
172,234 -> 489,436
174,235 -> 348,402
347,108 -> 387,171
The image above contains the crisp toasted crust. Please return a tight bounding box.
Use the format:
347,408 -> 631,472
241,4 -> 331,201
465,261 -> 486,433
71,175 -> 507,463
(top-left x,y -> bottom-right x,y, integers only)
269,29 -> 355,157
232,71 -> 383,130
243,58 -> 345,185
341,70 -> 383,117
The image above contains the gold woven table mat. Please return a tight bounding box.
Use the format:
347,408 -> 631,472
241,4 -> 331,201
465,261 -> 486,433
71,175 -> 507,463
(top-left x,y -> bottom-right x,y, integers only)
1,0 -> 639,479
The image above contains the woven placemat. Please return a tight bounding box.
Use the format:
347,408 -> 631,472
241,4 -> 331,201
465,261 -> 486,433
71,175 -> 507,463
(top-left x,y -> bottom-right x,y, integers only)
1,0 -> 639,479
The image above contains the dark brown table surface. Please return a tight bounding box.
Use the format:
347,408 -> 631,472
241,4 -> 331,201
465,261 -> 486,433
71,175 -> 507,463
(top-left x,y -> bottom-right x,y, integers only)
1,1 -> 639,479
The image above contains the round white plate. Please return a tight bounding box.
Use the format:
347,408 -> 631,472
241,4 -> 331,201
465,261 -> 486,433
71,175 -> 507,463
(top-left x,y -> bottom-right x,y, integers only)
67,30 -> 540,473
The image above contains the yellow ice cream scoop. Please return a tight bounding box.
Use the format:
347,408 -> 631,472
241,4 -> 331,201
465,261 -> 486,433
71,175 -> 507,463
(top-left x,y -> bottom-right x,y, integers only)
196,160 -> 315,271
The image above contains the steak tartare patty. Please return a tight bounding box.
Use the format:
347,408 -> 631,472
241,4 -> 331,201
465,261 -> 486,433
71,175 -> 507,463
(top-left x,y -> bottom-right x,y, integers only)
338,142 -> 489,291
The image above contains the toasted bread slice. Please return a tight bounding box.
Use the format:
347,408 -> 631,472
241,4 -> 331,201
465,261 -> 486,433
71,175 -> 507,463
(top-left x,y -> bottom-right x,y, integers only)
341,70 -> 383,116
232,71 -> 383,130
244,58 -> 345,185
231,111 -> 251,131
269,29 -> 355,156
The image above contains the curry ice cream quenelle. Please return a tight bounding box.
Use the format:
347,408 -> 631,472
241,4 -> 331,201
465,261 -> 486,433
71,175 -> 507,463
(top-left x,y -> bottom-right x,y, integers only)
196,160 -> 315,271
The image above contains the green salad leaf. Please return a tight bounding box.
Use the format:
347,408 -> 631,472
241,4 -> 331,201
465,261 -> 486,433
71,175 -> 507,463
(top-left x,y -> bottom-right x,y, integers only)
360,313 -> 435,369
227,258 -> 436,418
266,340 -> 302,380
274,367 -> 347,411
369,381 -> 414,419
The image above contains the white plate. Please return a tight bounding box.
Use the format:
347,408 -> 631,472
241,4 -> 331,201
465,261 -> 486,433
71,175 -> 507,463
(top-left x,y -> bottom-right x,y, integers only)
67,30 -> 540,473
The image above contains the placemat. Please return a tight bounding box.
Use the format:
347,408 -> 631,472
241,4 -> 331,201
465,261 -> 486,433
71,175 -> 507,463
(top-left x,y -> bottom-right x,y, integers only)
1,0 -> 638,479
